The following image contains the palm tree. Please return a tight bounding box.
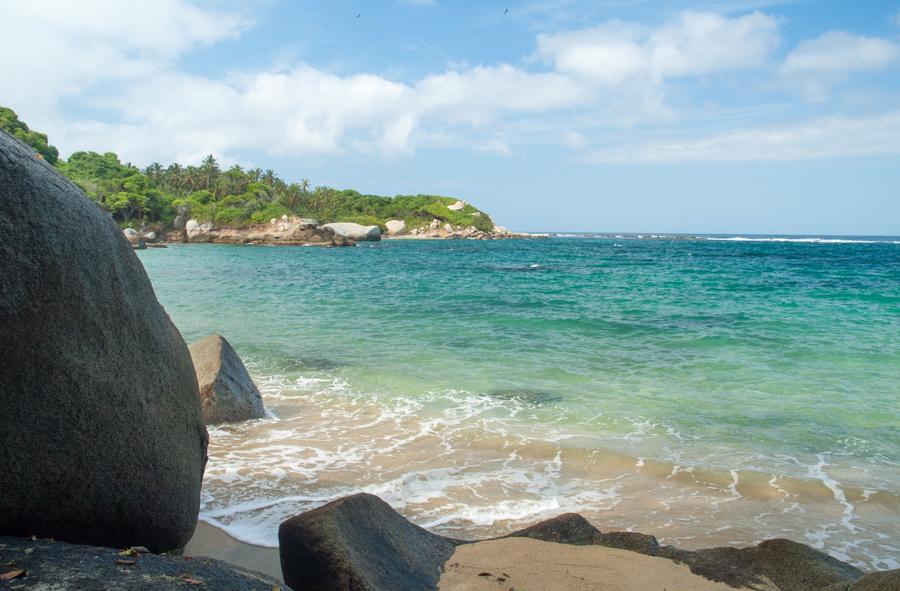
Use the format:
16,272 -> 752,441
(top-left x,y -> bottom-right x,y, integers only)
201,155 -> 220,190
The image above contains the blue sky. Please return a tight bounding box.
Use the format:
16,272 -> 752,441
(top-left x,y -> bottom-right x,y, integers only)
1,0 -> 899,234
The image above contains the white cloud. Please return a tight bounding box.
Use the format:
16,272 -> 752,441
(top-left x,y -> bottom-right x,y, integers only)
38,9 -> 782,163
781,31 -> 900,99
589,111 -> 900,162
1,2 -> 897,166
536,11 -> 780,82
0,0 -> 249,117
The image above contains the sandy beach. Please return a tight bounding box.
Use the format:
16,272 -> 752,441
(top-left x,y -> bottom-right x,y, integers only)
437,538 -> 778,591
184,521 -> 283,582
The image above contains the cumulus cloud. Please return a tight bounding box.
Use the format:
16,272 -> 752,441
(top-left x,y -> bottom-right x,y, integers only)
0,0 -> 249,116
589,111 -> 900,162
536,11 -> 779,82
781,31 -> 900,99
1,2 -> 897,165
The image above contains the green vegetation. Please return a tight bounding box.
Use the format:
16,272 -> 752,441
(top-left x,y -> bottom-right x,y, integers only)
1,107 -> 60,164
1,105 -> 494,232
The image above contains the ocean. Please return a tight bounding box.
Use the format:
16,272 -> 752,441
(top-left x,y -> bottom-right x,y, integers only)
137,235 -> 900,570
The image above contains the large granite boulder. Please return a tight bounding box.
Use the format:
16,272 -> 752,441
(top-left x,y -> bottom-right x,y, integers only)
385,219 -> 407,235
838,569 -> 900,590
185,218 -> 213,242
658,538 -> 864,591
323,222 -> 381,241
189,334 -> 265,425
278,493 -> 459,591
0,130 -> 208,553
0,536 -> 287,591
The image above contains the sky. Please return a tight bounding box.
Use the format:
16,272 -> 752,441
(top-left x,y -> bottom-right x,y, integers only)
1,0 -> 899,234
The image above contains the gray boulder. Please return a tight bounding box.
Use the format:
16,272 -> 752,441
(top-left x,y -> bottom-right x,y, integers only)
840,570 -> 900,590
185,218 -> 213,242
658,538 -> 864,591
385,219 -> 407,235
173,215 -> 185,230
323,222 -> 381,241
0,536 -> 288,590
279,493 -> 459,591
189,333 -> 265,424
0,129 -> 208,553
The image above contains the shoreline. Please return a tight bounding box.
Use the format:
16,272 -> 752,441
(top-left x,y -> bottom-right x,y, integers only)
184,520 -> 283,582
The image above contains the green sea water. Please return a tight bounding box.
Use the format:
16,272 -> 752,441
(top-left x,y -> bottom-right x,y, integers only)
137,236 -> 900,569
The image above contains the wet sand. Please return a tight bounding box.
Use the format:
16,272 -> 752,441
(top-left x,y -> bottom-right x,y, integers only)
184,521 -> 283,582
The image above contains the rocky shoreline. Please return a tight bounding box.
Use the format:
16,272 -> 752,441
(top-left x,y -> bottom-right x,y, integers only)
123,213 -> 544,249
2,129 -> 897,590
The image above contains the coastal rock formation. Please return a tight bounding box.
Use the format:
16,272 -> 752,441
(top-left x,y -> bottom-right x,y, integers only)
123,227 -> 146,249
658,538 -> 864,590
0,536 -> 287,591
173,214 -> 186,230
278,493 -> 879,591
323,222 -> 382,241
189,333 -> 265,424
385,219 -> 407,235
833,570 -> 900,590
448,200 -> 466,211
278,493 -> 459,591
180,216 -> 350,246
0,129 -> 207,553
186,219 -> 213,242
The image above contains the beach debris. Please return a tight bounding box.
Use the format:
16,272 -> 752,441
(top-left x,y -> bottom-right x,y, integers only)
180,575 -> 205,585
115,559 -> 135,566
477,571 -> 493,576
0,568 -> 26,581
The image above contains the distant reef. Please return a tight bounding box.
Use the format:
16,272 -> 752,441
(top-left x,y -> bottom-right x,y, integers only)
0,105 -> 518,242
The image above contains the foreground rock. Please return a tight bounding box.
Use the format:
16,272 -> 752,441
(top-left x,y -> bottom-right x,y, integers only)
279,493 -> 459,591
323,222 -> 382,241
278,493 -> 881,591
658,538 -> 864,590
189,334 -> 265,424
0,129 -> 207,553
177,216 -> 352,246
0,536 -> 287,591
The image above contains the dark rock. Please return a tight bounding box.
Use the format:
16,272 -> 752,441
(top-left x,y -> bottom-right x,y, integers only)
278,493 -> 459,591
844,569 -> 900,590
189,333 -> 265,424
0,536 -> 286,591
504,513 -> 659,555
0,130 -> 208,553
505,513 -> 600,545
596,531 -> 660,556
658,538 -> 864,591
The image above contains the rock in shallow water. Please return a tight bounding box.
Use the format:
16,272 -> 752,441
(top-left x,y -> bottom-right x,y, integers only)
189,333 -> 265,425
0,129 -> 208,553
0,536 -> 287,590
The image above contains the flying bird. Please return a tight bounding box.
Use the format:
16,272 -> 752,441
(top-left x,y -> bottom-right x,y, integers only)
504,8 -> 509,14
356,13 -> 361,18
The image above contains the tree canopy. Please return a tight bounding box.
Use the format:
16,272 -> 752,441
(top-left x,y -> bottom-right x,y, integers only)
0,105 -> 494,232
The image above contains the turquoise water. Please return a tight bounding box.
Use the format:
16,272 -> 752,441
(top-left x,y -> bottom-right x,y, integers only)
137,236 -> 900,569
